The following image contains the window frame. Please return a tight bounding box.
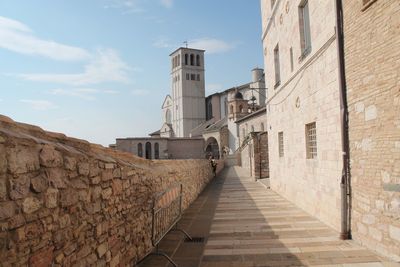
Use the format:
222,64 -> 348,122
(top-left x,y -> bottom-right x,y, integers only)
305,122 -> 317,159
298,0 -> 312,60
273,44 -> 281,88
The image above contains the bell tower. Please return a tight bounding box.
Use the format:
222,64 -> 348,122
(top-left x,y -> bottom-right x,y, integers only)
170,47 -> 206,137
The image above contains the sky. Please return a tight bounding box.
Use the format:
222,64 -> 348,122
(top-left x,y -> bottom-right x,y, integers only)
0,0 -> 264,146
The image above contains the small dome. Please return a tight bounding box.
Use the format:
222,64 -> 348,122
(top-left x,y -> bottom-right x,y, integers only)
234,92 -> 243,99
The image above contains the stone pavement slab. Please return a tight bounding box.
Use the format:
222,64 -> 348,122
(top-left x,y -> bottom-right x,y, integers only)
137,167 -> 399,267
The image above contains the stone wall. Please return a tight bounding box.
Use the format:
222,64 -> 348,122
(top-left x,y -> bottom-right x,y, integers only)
343,0 -> 400,260
261,0 -> 343,231
0,115 -> 214,266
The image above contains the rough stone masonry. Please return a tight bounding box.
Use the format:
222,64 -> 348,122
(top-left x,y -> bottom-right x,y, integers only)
0,115 -> 214,266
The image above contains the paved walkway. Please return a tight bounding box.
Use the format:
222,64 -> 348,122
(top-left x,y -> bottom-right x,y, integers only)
138,167 -> 399,267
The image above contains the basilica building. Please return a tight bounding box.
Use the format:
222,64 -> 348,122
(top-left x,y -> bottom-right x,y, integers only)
113,47 -> 267,166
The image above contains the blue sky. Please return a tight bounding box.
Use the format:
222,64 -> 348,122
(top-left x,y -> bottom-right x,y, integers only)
0,0 -> 263,146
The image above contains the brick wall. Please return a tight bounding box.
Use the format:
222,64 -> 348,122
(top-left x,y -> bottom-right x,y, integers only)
0,115 -> 214,266
343,0 -> 400,260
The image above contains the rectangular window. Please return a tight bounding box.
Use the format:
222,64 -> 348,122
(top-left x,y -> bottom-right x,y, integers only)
196,74 -> 200,81
290,47 -> 294,72
278,132 -> 284,157
306,122 -> 317,159
191,74 -> 196,80
299,0 -> 311,58
186,73 -> 189,80
274,44 -> 281,88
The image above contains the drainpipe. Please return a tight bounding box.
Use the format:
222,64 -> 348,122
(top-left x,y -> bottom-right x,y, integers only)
335,0 -> 351,240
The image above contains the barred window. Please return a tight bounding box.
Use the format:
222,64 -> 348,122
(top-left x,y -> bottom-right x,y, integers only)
306,122 -> 317,159
278,132 -> 284,157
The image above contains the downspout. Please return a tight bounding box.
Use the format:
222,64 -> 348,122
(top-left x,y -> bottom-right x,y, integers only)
335,0 -> 351,240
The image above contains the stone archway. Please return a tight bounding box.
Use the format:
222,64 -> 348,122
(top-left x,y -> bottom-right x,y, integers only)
205,137 -> 220,159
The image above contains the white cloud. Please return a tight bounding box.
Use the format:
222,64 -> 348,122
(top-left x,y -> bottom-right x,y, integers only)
50,88 -> 99,100
51,88 -> 120,100
0,16 -> 90,61
131,89 -> 150,96
20,99 -> 57,110
153,38 -> 172,48
160,0 -> 173,8
189,38 -> 234,54
103,90 -> 119,94
153,37 -> 235,54
104,0 -> 145,13
18,49 -> 131,85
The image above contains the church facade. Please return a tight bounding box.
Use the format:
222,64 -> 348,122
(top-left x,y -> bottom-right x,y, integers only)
113,47 -> 268,163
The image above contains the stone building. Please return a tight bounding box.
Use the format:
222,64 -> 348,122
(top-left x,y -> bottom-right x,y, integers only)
236,107 -> 268,179
114,47 -> 267,162
115,136 -> 204,160
260,0 -> 343,231
169,47 -> 206,137
343,0 -> 400,260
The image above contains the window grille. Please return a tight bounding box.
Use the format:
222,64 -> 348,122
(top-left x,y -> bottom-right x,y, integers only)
278,132 -> 284,157
306,122 -> 317,159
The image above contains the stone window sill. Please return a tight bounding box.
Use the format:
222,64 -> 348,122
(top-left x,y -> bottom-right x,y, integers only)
361,0 -> 377,11
298,47 -> 311,63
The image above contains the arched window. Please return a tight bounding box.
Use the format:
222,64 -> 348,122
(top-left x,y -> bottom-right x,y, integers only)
261,123 -> 265,132
185,54 -> 188,65
190,54 -> 194,65
196,55 -> 200,66
166,109 -> 172,124
137,143 -> 143,157
145,142 -> 152,159
239,105 -> 243,113
154,143 -> 159,159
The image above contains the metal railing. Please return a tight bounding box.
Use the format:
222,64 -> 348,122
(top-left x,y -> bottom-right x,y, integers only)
136,183 -> 191,267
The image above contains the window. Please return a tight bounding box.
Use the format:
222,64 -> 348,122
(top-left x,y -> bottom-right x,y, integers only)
278,132 -> 284,157
306,122 -> 317,159
196,74 -> 200,81
190,54 -> 194,65
145,142 -> 152,159
154,143 -> 159,159
251,125 -> 255,132
239,105 -> 243,113
230,105 -> 234,114
186,73 -> 190,80
137,143 -> 143,157
191,74 -> 196,80
290,47 -> 294,72
166,109 -> 171,124
185,54 -> 188,65
274,44 -> 281,88
299,0 -> 311,57
196,55 -> 200,66
177,55 -> 180,66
